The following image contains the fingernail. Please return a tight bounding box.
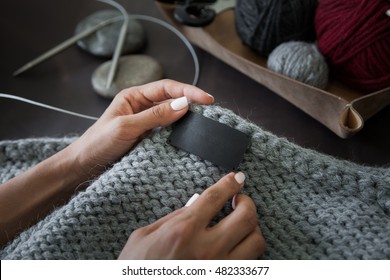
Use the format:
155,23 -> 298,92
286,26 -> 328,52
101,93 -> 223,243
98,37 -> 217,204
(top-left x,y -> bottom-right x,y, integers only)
185,193 -> 199,207
234,172 -> 245,185
171,96 -> 188,111
232,194 -> 237,210
207,93 -> 215,102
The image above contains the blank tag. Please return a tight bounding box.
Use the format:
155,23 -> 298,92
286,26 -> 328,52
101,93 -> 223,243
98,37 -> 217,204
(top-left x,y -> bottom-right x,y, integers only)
168,111 -> 250,170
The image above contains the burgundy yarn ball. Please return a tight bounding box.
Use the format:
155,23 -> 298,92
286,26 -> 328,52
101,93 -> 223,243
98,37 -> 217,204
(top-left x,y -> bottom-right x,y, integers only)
315,0 -> 390,93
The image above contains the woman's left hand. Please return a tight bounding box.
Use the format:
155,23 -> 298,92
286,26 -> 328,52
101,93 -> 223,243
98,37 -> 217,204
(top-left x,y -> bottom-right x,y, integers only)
69,79 -> 214,177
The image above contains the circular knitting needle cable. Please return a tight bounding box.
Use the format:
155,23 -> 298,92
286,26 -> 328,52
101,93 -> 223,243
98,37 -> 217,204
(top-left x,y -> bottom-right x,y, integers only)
129,14 -> 200,86
0,93 -> 99,120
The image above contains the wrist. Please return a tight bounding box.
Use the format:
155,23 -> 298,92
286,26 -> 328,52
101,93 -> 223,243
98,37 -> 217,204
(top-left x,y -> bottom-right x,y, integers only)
64,137 -> 110,187
0,143 -> 92,245
56,144 -> 95,190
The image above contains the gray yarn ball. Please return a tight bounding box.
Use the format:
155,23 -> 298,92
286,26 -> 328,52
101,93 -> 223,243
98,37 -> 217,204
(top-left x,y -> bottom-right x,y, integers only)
267,41 -> 329,89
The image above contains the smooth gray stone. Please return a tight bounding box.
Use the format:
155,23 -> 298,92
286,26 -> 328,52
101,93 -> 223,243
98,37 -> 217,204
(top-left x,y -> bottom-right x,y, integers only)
92,55 -> 164,98
75,9 -> 146,57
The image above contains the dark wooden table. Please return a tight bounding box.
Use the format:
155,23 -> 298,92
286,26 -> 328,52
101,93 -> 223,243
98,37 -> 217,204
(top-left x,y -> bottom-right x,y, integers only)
1,0 -> 389,165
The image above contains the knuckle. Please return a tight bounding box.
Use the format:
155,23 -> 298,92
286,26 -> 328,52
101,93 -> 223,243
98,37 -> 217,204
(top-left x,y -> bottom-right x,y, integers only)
253,231 -> 266,255
130,226 -> 148,240
116,89 -> 127,97
240,204 -> 258,229
161,78 -> 175,88
114,89 -> 131,102
204,188 -> 224,204
237,194 -> 257,211
161,79 -> 183,98
111,117 -> 127,135
165,219 -> 195,245
151,105 -> 166,120
171,222 -> 193,238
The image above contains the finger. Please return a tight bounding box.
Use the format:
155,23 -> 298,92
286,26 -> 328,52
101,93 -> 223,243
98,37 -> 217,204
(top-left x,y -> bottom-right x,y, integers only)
139,79 -> 214,104
190,172 -> 245,227
185,193 -> 200,207
138,207 -> 186,235
227,227 -> 266,259
212,194 -> 259,252
123,79 -> 214,113
123,96 -> 190,136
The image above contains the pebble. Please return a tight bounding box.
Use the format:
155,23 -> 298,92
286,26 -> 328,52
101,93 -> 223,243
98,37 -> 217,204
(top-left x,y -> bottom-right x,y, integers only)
92,55 -> 164,98
75,9 -> 146,57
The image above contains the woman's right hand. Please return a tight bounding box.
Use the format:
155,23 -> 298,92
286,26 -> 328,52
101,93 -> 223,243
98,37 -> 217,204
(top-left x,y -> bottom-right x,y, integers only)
118,172 -> 266,259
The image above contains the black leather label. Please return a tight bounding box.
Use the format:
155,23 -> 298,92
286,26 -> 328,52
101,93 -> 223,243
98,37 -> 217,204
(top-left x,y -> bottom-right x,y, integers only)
168,111 -> 250,170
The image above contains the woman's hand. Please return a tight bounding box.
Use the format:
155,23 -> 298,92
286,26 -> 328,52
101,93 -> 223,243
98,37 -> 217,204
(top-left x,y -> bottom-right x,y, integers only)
118,172 -> 266,260
70,79 -> 214,177
0,79 -> 213,247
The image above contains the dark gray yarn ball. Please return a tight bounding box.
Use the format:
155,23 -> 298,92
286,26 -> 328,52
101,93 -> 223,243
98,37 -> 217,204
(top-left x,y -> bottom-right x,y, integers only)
235,0 -> 318,56
267,41 -> 329,89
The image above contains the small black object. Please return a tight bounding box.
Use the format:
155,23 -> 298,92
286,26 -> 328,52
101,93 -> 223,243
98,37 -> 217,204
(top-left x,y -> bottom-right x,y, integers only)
174,0 -> 216,27
168,111 -> 250,170
155,0 -> 217,27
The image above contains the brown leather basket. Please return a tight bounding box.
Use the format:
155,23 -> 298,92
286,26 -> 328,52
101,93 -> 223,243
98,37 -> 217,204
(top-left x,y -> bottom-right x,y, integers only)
157,3 -> 390,138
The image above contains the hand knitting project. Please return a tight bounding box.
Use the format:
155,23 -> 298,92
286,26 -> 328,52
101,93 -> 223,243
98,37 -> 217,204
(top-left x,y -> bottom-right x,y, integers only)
1,105 -> 389,259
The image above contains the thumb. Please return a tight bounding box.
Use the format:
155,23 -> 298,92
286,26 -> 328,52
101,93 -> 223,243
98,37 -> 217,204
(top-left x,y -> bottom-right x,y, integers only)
129,96 -> 189,133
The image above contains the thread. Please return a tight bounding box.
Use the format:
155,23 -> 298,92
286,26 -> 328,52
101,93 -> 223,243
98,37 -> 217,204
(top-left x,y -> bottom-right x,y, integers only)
315,0 -> 390,93
267,41 -> 329,89
235,0 -> 318,56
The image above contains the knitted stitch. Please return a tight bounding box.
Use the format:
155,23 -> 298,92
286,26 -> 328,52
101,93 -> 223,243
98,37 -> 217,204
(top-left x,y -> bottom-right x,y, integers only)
0,105 -> 389,259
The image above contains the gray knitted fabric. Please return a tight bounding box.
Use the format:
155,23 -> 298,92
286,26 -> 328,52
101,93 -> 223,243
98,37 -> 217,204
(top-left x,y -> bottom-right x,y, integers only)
0,105 -> 389,259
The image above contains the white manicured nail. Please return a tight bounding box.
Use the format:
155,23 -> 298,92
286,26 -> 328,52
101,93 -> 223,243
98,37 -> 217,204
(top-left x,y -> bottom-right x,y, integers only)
232,194 -> 237,210
171,96 -> 188,111
387,9 -> 390,17
234,172 -> 245,185
185,193 -> 200,207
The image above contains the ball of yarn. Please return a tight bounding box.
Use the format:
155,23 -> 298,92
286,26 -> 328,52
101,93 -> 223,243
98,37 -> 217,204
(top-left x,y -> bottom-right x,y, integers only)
315,0 -> 390,93
235,0 -> 318,56
267,41 -> 329,89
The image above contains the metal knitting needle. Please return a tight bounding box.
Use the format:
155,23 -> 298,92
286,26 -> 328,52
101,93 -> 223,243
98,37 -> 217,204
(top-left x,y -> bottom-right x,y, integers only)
98,0 -> 129,89
13,15 -> 123,77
